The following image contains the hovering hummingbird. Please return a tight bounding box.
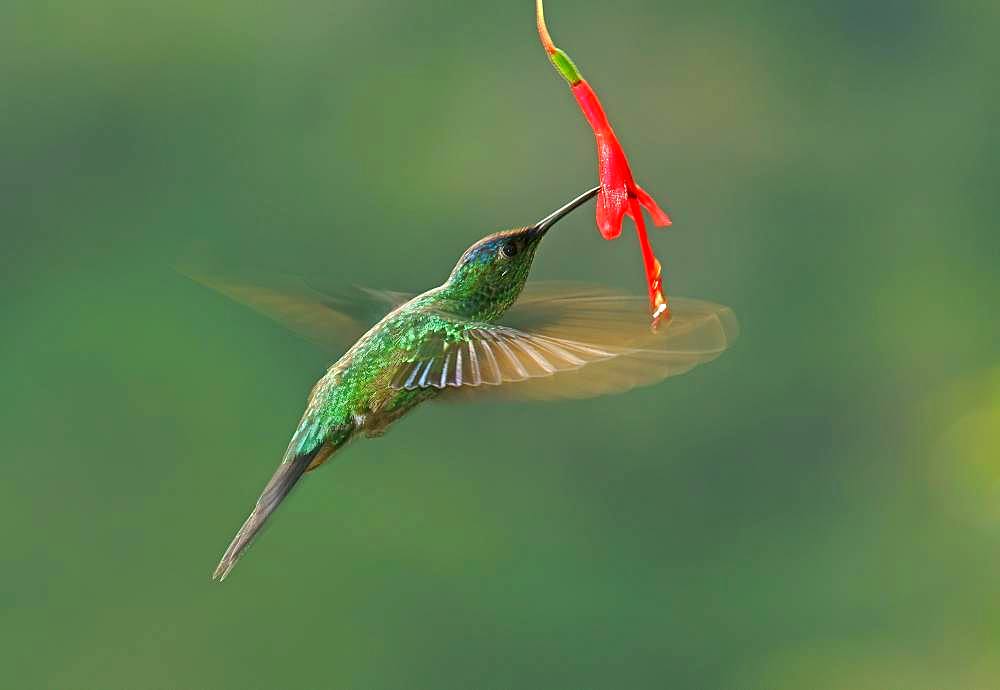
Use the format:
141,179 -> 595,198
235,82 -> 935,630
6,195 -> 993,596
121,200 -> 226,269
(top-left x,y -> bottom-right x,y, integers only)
191,187 -> 738,580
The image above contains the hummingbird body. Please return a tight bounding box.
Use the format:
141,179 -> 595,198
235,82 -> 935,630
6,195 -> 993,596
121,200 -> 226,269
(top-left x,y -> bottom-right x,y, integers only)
211,195 -> 585,579
293,225 -> 545,456
291,304 -> 465,463
205,188 -> 738,580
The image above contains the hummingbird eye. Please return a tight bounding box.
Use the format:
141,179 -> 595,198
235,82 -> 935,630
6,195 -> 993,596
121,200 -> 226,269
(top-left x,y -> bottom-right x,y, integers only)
499,239 -> 520,259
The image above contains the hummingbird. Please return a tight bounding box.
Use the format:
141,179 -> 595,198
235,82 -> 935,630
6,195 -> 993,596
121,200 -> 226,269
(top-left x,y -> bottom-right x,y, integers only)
191,187 -> 738,580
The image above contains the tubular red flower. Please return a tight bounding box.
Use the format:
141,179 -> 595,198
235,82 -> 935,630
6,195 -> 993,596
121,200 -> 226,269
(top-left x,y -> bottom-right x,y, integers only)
571,81 -> 672,240
536,0 -> 672,328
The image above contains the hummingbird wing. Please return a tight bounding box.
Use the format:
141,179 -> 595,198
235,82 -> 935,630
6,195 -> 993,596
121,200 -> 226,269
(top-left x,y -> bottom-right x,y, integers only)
388,282 -> 738,401
180,268 -> 411,352
183,272 -> 737,399
388,322 -> 619,390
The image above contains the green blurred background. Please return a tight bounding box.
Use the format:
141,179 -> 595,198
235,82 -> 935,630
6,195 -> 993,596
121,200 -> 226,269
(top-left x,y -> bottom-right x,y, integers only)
3,0 -> 998,687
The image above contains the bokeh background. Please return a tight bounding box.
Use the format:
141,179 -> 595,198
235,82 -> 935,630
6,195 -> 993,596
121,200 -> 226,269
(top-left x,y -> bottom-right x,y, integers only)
3,0 -> 998,687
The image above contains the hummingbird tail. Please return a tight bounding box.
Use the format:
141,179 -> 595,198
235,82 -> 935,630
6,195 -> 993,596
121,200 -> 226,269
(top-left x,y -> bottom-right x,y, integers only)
212,443 -> 330,582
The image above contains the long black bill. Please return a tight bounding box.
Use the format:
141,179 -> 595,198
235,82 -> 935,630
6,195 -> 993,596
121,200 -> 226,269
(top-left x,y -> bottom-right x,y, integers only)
530,186 -> 600,236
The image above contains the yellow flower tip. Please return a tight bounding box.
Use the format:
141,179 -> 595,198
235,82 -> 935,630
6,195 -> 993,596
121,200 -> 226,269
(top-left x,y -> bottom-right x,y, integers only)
536,0 -> 557,54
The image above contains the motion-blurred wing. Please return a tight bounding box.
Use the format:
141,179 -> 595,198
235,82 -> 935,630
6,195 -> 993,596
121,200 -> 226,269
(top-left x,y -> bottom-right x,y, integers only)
388,324 -> 618,390
180,268 -> 411,352
392,282 -> 739,401
500,283 -> 739,400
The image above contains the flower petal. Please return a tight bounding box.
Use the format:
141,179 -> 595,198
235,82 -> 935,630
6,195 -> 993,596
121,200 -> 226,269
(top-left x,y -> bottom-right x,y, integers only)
634,185 -> 672,227
595,188 -> 627,239
593,133 -> 629,239
629,197 -> 671,329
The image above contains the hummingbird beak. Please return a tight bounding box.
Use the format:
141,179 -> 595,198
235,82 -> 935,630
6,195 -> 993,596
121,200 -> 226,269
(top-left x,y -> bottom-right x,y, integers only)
530,186 -> 601,237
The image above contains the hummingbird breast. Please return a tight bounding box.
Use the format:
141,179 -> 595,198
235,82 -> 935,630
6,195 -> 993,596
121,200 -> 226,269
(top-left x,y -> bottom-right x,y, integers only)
305,301 -> 451,444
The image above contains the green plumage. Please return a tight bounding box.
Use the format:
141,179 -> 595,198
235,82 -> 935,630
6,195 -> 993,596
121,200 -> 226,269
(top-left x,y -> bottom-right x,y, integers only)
297,226 -> 542,454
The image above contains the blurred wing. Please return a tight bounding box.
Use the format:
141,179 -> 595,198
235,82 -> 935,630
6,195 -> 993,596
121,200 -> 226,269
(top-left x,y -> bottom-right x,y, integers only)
180,268 -> 411,352
391,282 -> 739,401
505,281 -> 665,345
388,324 -> 619,391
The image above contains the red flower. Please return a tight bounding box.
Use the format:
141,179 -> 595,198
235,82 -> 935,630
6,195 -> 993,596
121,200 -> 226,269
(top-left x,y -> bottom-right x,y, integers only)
536,0 -> 672,328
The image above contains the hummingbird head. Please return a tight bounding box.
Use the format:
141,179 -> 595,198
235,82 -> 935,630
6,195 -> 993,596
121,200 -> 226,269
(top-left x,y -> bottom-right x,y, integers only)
441,187 -> 599,321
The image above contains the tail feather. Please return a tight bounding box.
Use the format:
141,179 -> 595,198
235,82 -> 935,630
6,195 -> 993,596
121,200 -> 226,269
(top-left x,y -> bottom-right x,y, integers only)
212,445 -> 329,581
